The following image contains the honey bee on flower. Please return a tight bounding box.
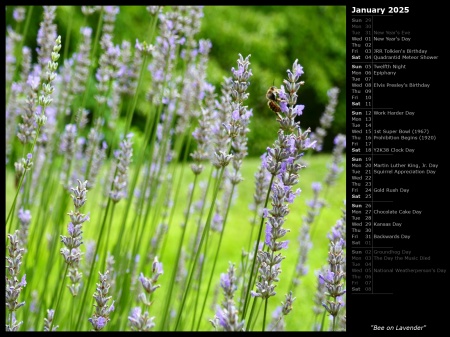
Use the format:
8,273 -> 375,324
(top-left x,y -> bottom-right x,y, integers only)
265,86 -> 285,118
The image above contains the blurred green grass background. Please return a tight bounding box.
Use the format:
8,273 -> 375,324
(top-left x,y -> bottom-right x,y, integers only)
6,152 -> 345,331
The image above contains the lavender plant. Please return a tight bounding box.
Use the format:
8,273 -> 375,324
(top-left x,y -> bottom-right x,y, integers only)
266,291 -> 296,331
5,231 -> 27,331
317,211 -> 346,331
211,263 -> 245,331
109,133 -> 133,203
310,87 -> 340,152
88,270 -> 115,331
43,309 -> 59,331
60,179 -> 90,297
324,134 -> 346,187
244,59 -> 316,331
128,257 -> 163,331
43,179 -> 91,331
17,208 -> 32,252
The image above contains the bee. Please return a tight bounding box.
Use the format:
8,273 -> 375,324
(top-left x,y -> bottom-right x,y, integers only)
268,100 -> 282,113
266,86 -> 285,118
266,85 -> 281,102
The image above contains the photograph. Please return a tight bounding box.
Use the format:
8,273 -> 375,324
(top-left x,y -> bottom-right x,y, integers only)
4,5 -> 347,332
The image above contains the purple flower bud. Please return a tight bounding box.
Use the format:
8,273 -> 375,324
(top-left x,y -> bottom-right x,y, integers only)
293,61 -> 304,77
311,182 -> 322,193
199,39 -> 212,54
130,306 -> 141,319
220,273 -> 231,290
213,213 -> 223,230
152,259 -> 163,275
319,270 -> 335,284
261,153 -> 268,169
272,306 -> 283,318
135,39 -> 143,51
104,6 -> 119,15
337,237 -> 346,249
19,274 -> 27,287
293,104 -> 304,116
280,101 -> 288,113
265,224 -> 272,246
286,189 -> 299,203
304,139 -> 317,149
81,26 -> 92,37
334,134 -> 346,147
108,301 -> 115,313
97,316 -> 107,329
279,161 -> 287,175
278,90 -> 287,100
13,8 -> 26,22
216,307 -> 227,328
231,109 -> 240,121
68,222 -> 75,236
11,82 -> 22,93
26,75 -> 40,91
280,240 -> 289,249
258,242 -> 264,251
18,208 -> 31,225
138,272 -> 145,285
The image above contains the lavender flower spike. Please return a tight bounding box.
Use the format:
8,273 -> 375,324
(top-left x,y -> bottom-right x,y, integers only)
310,87 -> 340,152
319,216 -> 346,331
6,231 -> 27,314
253,59 -> 310,301
60,180 -> 89,296
324,134 -> 346,186
44,309 -> 59,331
213,263 -> 244,331
129,257 -> 163,331
109,133 -> 133,203
88,270 -> 114,331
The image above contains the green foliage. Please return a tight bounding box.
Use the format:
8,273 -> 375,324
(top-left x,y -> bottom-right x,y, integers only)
6,5 -> 345,157
247,115 -> 280,157
198,6 -> 346,154
5,153 -> 345,331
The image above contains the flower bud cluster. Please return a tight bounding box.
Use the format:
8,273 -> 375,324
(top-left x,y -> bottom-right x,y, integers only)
60,180 -> 90,296
128,257 -> 163,331
252,60 -> 313,300
6,231 -> 27,314
213,263 -> 244,331
88,270 -> 115,331
43,309 -> 59,331
109,133 -> 133,202
319,216 -> 346,324
324,134 -> 346,186
310,87 -> 340,152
